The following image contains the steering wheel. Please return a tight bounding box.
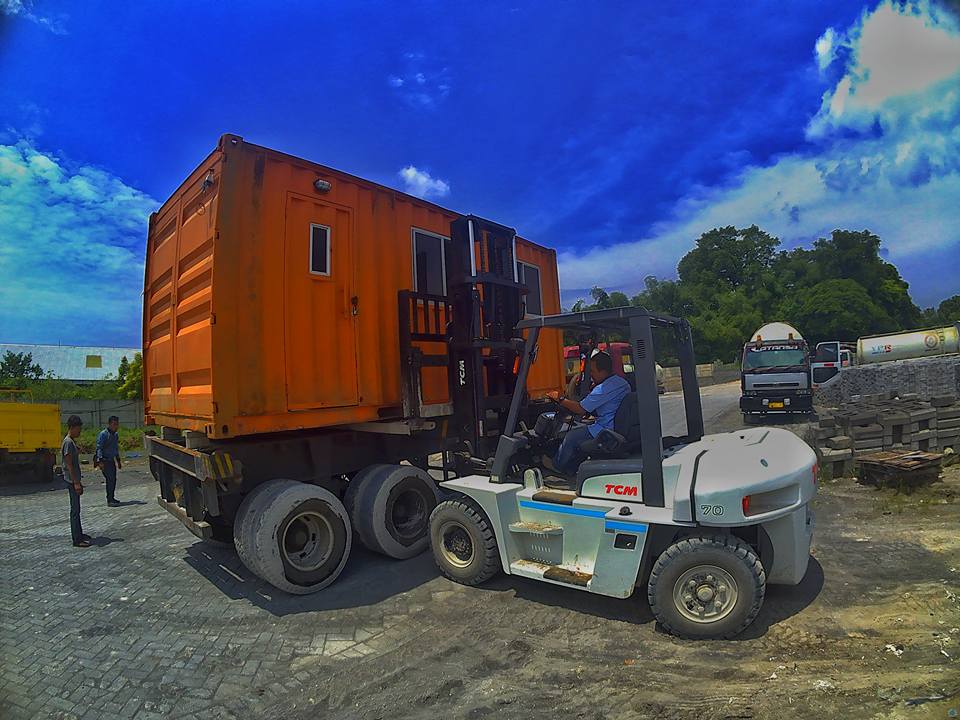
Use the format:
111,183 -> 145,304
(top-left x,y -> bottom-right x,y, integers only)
544,395 -> 578,439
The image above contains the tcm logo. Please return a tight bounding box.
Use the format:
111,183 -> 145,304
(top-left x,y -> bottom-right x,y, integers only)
605,484 -> 638,497
458,360 -> 467,386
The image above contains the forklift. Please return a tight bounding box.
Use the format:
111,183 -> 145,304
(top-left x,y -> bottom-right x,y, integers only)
428,306 -> 818,640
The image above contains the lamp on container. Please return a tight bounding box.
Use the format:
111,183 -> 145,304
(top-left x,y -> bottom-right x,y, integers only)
314,178 -> 332,193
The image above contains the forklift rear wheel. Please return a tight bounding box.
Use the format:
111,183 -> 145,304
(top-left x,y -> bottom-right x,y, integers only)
648,534 -> 765,640
429,498 -> 500,585
350,465 -> 439,560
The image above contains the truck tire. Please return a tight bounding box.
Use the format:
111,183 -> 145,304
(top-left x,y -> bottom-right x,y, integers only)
33,449 -> 55,483
351,465 -> 439,559
429,498 -> 500,585
343,464 -> 394,527
234,480 -> 298,579
250,483 -> 352,594
647,534 -> 765,640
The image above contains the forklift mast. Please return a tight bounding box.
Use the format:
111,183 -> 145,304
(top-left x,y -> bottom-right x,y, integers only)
446,215 -> 527,461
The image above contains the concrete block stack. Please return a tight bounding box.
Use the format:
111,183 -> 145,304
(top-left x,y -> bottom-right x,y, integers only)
814,392 -> 958,476
815,354 -> 960,406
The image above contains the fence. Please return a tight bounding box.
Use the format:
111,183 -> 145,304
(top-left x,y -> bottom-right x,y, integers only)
55,400 -> 145,428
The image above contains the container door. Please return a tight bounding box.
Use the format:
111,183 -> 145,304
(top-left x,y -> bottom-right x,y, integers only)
283,193 -> 359,410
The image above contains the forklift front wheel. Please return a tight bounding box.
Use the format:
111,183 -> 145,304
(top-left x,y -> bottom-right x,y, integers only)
429,499 -> 500,586
648,534 -> 765,640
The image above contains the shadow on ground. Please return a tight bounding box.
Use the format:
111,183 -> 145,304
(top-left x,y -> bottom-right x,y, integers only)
182,541 -> 441,616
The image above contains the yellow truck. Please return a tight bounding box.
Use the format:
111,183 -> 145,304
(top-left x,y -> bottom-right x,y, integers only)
0,399 -> 60,482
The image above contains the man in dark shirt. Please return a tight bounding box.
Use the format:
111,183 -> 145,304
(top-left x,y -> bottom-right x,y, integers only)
95,415 -> 122,506
62,415 -> 91,547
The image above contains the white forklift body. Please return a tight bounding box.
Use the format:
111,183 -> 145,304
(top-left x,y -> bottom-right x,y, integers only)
443,426 -> 816,599
428,307 -> 818,639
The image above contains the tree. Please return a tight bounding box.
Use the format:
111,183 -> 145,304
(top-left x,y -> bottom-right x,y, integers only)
678,225 -> 780,300
117,352 -> 143,400
937,295 -> 960,323
779,279 -> 895,343
117,355 -> 130,388
0,351 -> 44,385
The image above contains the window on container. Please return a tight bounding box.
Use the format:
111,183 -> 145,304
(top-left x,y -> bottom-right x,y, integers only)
412,229 -> 448,295
85,355 -> 102,368
310,224 -> 331,276
517,261 -> 543,316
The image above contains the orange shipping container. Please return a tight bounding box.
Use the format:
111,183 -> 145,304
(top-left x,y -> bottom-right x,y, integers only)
143,134 -> 564,439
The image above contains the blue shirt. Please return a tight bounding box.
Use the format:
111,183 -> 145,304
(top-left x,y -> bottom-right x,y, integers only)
96,428 -> 119,460
580,374 -> 630,437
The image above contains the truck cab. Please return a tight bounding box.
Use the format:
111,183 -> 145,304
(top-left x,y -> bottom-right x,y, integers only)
739,322 -> 813,421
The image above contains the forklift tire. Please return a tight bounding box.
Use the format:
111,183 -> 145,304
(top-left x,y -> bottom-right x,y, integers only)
234,479 -> 299,579
647,534 -> 765,640
429,498 -> 500,586
350,465 -> 439,560
248,482 -> 352,594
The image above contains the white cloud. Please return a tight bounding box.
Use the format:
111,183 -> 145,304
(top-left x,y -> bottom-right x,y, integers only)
0,138 -> 157,344
0,0 -> 67,34
814,27 -> 838,70
398,165 -> 450,199
559,0 -> 960,305
809,0 -> 960,135
387,52 -> 451,109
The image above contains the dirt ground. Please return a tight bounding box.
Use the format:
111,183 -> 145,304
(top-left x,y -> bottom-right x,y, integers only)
269,461 -> 960,720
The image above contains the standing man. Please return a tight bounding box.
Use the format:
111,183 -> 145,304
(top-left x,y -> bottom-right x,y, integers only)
62,415 -> 91,547
95,415 -> 122,506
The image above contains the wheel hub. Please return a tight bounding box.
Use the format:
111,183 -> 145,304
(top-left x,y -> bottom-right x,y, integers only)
282,511 -> 334,572
673,565 -> 738,624
438,521 -> 474,568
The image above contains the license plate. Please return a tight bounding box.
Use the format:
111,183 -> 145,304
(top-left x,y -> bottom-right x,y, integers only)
768,401 -> 784,409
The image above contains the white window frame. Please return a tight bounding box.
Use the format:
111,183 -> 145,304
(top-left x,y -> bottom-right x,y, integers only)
517,260 -> 543,317
411,227 -> 449,295
309,223 -> 332,277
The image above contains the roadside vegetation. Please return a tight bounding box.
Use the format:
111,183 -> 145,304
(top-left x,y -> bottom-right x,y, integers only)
0,350 -> 143,400
72,424 -> 155,455
572,226 -> 960,363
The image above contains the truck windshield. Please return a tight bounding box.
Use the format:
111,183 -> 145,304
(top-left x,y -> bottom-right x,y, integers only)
743,348 -> 808,370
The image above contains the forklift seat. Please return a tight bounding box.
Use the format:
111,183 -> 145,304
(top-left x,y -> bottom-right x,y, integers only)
578,391 -> 642,459
575,458 -> 644,495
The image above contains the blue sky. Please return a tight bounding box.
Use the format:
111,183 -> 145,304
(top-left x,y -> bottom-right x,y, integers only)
1,0 -> 958,347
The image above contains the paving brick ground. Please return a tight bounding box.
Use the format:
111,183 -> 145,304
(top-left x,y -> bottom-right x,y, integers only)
2,439 -> 958,720
0,462 -> 458,720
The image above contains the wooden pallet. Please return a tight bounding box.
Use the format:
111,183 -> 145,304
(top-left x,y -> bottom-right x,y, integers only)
857,450 -> 943,491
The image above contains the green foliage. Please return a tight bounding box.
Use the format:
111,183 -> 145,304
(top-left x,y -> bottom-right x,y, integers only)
779,279 -> 896,342
73,425 -> 156,454
572,226 -> 928,363
0,352 -> 44,384
117,352 -> 143,400
936,295 -> 960,323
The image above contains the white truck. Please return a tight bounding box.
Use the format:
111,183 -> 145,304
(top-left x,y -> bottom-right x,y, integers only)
739,322 -> 813,422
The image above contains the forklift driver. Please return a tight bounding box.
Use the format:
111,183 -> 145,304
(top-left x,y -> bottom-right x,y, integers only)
544,350 -> 630,475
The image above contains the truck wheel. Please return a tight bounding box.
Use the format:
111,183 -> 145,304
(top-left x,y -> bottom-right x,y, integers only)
343,464 -> 394,527
33,449 -> 55,482
234,480 -> 298,578
351,465 -> 439,559
647,534 -> 765,640
249,483 -> 352,594
429,498 -> 500,585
